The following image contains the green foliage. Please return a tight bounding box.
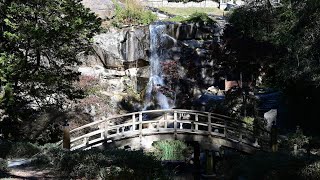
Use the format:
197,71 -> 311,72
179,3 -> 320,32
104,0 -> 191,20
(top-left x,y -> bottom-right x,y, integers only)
0,141 -> 41,159
152,140 -> 189,161
242,116 -> 254,130
112,0 -> 157,27
281,128 -> 310,150
0,158 -> 8,173
31,147 -> 168,179
164,12 -> 216,25
164,15 -> 187,22
300,161 -> 320,180
0,0 -> 101,140
225,152 -> 318,180
228,0 -> 320,88
223,87 -> 258,118
160,7 -> 223,17
167,0 -> 219,3
182,12 -> 216,25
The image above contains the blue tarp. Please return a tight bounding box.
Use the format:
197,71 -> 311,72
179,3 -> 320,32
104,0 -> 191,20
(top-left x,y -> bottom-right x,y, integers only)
193,91 -> 281,111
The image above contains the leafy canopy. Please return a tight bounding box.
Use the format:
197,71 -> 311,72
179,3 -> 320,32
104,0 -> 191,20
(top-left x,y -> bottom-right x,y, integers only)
228,0 -> 320,87
0,0 -> 101,139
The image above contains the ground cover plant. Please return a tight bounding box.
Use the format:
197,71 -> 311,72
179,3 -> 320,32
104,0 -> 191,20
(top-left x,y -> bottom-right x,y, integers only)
0,141 -> 169,179
160,7 -> 223,17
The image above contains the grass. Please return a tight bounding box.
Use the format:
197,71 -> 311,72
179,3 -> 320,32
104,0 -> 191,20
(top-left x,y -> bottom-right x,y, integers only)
152,140 -> 189,161
159,7 -> 224,17
111,0 -> 157,27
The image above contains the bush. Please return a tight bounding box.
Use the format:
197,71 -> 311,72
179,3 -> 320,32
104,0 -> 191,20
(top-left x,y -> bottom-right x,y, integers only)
224,152 -> 320,180
280,128 -> 310,151
0,141 -> 41,159
242,116 -> 254,130
300,161 -> 320,180
31,147 -> 168,179
182,12 -> 216,25
0,158 -> 8,172
152,140 -> 189,161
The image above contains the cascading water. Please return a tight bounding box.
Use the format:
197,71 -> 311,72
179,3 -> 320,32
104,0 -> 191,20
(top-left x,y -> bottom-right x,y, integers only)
143,23 -> 173,110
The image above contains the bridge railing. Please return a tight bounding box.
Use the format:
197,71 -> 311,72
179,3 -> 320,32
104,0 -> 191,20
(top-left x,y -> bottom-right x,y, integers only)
68,109 -> 270,151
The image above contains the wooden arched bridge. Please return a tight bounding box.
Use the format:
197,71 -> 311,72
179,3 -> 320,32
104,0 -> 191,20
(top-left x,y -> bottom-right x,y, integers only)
67,109 -> 271,153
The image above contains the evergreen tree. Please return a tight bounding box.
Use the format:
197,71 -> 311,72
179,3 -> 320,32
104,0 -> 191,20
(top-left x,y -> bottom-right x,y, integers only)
0,0 -> 101,139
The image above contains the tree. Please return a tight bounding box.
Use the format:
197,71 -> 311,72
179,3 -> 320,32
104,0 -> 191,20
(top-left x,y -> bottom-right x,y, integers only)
227,0 -> 320,133
228,0 -> 320,88
0,0 -> 101,139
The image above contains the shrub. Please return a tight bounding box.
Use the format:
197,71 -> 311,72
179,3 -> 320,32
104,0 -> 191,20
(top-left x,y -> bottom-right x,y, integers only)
32,147 -> 168,179
0,158 -> 8,172
0,141 -> 41,159
242,116 -> 254,130
300,161 -> 320,180
280,128 -> 310,150
224,152 -> 320,180
182,12 -> 216,25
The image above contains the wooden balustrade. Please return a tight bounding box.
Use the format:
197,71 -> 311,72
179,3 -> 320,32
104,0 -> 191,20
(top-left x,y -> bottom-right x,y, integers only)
67,109 -> 270,151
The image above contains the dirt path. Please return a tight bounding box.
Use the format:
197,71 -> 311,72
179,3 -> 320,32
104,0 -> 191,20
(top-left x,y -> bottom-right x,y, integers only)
1,166 -> 57,180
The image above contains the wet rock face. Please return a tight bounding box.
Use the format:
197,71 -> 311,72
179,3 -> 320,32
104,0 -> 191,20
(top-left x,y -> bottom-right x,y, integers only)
121,27 -> 150,63
78,22 -> 223,116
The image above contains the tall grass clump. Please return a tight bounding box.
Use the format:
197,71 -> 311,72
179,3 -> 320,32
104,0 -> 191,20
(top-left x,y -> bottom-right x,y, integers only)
152,140 -> 188,161
112,0 -> 157,27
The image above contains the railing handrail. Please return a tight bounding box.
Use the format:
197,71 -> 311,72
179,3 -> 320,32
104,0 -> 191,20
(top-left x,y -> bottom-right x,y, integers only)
70,109 -> 260,133
68,109 -> 270,151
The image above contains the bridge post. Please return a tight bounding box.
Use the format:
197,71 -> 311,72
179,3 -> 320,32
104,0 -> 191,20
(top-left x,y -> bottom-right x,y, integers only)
104,120 -> 109,139
62,120 -> 70,150
194,142 -> 200,169
164,112 -> 168,128
223,120 -> 227,137
139,112 -> 143,149
270,121 -> 278,152
132,114 -> 136,131
204,150 -> 215,176
174,111 -> 177,139
195,114 -> 199,130
208,114 -> 212,137
192,142 -> 201,180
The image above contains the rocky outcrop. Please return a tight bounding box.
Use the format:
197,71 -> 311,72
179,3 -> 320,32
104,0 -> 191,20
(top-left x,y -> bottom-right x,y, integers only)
81,0 -> 116,20
83,26 -> 150,69
78,21 -> 224,118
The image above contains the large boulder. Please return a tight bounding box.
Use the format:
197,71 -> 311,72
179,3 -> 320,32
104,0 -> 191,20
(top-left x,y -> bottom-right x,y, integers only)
264,109 -> 277,131
84,27 -> 150,68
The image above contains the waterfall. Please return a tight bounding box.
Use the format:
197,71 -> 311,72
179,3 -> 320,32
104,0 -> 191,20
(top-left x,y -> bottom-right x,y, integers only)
143,23 -> 171,110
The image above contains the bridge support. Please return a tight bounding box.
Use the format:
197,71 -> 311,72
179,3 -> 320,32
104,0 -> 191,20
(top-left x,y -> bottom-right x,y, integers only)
204,150 -> 215,176
270,121 -> 278,152
192,142 -> 201,180
62,120 -> 70,150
